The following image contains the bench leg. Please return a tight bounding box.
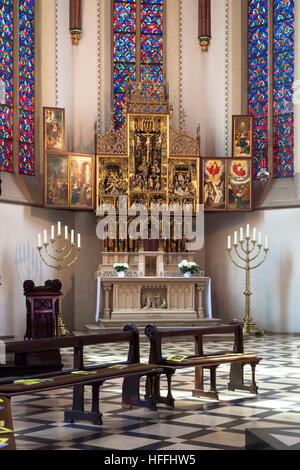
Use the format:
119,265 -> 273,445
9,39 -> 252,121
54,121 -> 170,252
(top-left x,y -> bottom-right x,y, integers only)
228,361 -> 259,394
122,374 -> 157,411
193,366 -> 219,400
64,383 -> 104,425
146,371 -> 175,408
0,395 -> 16,450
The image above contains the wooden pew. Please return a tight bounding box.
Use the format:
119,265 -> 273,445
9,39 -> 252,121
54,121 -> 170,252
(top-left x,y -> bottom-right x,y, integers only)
0,324 -> 162,450
144,321 -> 262,406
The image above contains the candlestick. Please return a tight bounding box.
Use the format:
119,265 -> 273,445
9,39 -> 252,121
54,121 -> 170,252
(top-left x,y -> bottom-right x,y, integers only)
265,235 -> 268,250
227,236 -> 231,250
246,224 -> 250,239
226,228 -> 269,335
37,226 -> 81,336
258,232 -> 262,246
234,231 -> 238,246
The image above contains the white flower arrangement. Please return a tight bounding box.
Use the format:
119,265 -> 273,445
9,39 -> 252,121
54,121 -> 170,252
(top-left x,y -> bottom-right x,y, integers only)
113,263 -> 129,273
178,260 -> 200,275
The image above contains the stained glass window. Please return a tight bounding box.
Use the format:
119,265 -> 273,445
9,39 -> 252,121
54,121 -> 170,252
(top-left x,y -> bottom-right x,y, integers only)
0,0 -> 35,174
0,0 -> 13,172
113,0 -> 164,129
273,0 -> 294,177
19,0 -> 35,175
248,0 -> 269,177
248,0 -> 295,178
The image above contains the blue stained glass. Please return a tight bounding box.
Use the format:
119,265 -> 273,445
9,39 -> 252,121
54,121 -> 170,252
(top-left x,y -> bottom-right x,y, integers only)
274,0 -> 294,22
18,0 -> 35,174
274,50 -> 294,84
19,45 -> 34,80
0,4 -> 13,41
141,34 -> 163,64
19,142 -> 34,175
19,108 -> 34,143
248,0 -> 268,28
141,63 -> 162,83
19,11 -> 34,47
19,0 -> 34,17
0,37 -> 12,75
248,56 -> 268,89
114,33 -> 135,63
0,104 -> 12,139
0,73 -> 12,106
141,3 -> 163,35
248,24 -> 268,58
274,18 -> 294,54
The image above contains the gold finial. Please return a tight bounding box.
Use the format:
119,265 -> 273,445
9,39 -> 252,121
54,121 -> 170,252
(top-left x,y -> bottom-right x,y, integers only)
70,29 -> 81,46
199,36 -> 211,53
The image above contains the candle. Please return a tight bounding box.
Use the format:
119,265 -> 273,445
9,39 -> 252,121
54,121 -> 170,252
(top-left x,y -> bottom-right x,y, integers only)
57,221 -> 61,236
38,233 -> 42,248
240,228 -> 244,242
253,228 -> 257,242
227,236 -> 231,250
77,234 -> 81,249
65,226 -> 68,240
43,230 -> 48,244
71,230 -> 75,245
51,225 -> 55,240
234,231 -> 238,246
246,224 -> 250,239
265,235 -> 268,250
258,232 -> 262,246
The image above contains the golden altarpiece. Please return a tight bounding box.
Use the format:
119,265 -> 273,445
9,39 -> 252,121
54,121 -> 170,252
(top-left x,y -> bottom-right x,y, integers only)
94,78 -> 219,329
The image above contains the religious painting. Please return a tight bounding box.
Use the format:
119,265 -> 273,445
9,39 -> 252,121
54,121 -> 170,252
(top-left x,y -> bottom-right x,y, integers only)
227,158 -> 252,211
232,115 -> 253,158
69,154 -> 95,210
202,159 -> 226,211
45,153 -> 69,208
168,157 -> 199,210
44,107 -> 65,152
97,157 -> 128,209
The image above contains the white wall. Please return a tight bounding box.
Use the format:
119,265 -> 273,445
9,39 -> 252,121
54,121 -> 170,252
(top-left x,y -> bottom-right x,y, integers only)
205,208 -> 300,333
0,203 -> 75,337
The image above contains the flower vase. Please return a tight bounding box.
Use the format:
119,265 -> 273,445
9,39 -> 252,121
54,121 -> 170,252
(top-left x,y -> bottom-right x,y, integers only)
184,272 -> 191,278
117,271 -> 125,278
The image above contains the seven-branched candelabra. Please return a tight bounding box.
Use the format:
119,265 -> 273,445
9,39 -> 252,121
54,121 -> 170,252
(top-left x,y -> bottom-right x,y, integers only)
37,222 -> 81,336
226,225 -> 269,334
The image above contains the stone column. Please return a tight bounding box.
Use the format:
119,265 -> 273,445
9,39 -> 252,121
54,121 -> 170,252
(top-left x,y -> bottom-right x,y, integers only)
103,284 -> 112,319
196,284 -> 205,318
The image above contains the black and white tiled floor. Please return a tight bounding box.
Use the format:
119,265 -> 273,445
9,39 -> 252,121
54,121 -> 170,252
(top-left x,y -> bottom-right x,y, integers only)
10,335 -> 300,450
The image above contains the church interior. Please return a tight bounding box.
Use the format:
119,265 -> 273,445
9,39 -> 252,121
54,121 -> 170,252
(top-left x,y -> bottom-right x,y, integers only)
0,0 -> 300,452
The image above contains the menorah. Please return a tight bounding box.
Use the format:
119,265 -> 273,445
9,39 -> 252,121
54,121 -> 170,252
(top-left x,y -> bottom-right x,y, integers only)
37,222 -> 81,336
227,225 -> 269,335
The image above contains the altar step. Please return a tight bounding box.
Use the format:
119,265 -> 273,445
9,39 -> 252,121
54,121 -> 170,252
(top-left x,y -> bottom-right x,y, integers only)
83,317 -> 223,341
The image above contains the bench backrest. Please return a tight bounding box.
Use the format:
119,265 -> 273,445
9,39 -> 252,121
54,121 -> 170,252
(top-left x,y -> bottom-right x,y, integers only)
145,321 -> 244,363
3,324 -> 140,372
